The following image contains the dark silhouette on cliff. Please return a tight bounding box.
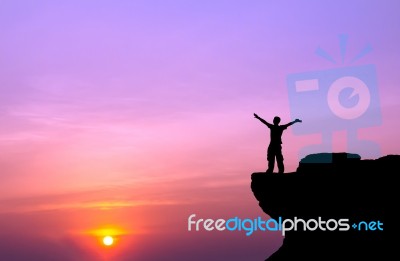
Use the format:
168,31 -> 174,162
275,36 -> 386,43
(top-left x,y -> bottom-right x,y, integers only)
254,113 -> 302,174
251,152 -> 394,260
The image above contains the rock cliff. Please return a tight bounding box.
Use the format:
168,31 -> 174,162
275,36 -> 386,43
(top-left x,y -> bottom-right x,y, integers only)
251,153 -> 395,260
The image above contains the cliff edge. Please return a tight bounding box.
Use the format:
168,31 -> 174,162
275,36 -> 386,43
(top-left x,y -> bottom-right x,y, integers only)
251,152 -> 395,260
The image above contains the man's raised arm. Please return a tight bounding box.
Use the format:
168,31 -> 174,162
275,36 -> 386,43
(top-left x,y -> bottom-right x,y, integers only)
254,113 -> 273,127
282,119 -> 302,128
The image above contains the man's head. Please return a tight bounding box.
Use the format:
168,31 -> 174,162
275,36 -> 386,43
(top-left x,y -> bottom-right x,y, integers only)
273,116 -> 281,125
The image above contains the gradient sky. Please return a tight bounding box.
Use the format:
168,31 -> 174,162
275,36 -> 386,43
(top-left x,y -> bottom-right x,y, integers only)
0,0 -> 399,260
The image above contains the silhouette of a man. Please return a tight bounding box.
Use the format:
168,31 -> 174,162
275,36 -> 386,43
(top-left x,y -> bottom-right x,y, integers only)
254,113 -> 302,174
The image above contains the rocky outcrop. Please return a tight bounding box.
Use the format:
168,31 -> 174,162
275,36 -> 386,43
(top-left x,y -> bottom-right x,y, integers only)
251,153 -> 395,260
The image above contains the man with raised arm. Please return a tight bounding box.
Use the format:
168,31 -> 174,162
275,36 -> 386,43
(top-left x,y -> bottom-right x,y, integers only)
254,113 -> 302,174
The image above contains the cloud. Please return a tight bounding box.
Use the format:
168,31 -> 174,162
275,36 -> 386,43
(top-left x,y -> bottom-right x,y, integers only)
0,235 -> 100,261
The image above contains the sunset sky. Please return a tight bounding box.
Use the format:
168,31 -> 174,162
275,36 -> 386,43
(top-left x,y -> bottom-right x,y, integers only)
0,1 -> 399,260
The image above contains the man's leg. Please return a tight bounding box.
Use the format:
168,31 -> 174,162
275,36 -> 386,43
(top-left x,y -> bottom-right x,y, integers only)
276,146 -> 284,174
266,145 -> 275,173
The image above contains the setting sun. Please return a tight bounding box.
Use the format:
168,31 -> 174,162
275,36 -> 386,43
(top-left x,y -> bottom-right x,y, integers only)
103,236 -> 114,246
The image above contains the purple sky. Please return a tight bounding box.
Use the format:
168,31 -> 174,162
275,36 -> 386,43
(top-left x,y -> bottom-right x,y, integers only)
0,1 -> 399,260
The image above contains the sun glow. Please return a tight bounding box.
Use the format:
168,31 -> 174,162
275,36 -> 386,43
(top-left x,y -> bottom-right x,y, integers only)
103,236 -> 114,246
86,227 -> 126,247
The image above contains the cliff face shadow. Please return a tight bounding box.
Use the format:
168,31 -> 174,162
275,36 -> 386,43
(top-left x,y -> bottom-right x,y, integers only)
251,152 -> 395,260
